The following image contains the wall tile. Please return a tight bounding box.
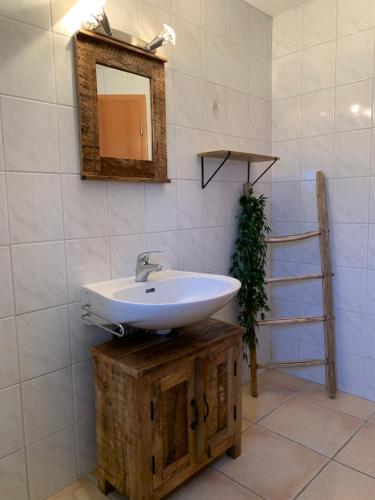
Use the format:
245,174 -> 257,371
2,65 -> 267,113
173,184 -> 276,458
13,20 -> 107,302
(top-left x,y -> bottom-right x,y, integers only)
62,175 -> 108,239
12,241 -> 67,314
271,181 -> 300,222
203,82 -> 228,134
69,303 -> 109,364
53,34 -> 76,107
332,177 -> 369,223
272,96 -> 301,141
331,223 -> 368,269
228,43 -> 249,94
147,231 -> 179,269
110,233 -> 148,278
7,173 -> 63,244
76,418 -> 96,478
272,7 -> 302,58
0,247 -> 15,319
302,89 -> 335,137
335,79 -> 373,133
0,450 -> 28,500
228,89 -> 249,138
368,225 -> 375,269
22,367 -> 73,444
202,0 -> 227,36
173,17 -> 202,78
204,181 -> 227,227
202,31 -> 227,86
250,7 -> 270,57
229,0 -> 248,47
172,0 -> 201,25
337,0 -> 375,37
333,267 -> 366,313
0,385 -> 23,458
249,97 -> 269,141
178,228 -> 205,272
17,306 -> 70,381
0,173 -> 9,245
58,107 -> 80,174
336,29 -> 375,86
174,72 -> 203,129
66,237 -> 110,302
0,0 -> 51,29
177,180 -> 203,229
205,226 -> 228,272
336,309 -> 365,356
364,314 -> 375,360
0,18 -> 55,102
2,97 -> 59,173
273,52 -> 302,100
145,183 -> 177,232
334,129 -> 372,178
272,139 -> 300,182
73,360 -> 95,422
251,52 -> 268,100
302,41 -> 336,93
303,0 -> 337,48
0,318 -> 18,390
337,351 -> 364,397
105,0 -> 139,35
27,427 -> 76,500
175,127 -> 203,180
108,182 -> 146,236
301,134 -> 334,181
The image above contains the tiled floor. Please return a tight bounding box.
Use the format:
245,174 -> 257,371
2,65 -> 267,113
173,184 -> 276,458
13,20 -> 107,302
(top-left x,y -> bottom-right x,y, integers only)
49,371 -> 375,500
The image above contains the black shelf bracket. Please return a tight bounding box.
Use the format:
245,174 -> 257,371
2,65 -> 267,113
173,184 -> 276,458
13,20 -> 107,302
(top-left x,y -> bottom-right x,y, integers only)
201,151 -> 232,189
200,153 -> 278,189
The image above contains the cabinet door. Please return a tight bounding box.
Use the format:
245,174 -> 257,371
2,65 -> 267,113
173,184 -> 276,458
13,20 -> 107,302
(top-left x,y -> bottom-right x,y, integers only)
151,362 -> 197,488
203,346 -> 237,457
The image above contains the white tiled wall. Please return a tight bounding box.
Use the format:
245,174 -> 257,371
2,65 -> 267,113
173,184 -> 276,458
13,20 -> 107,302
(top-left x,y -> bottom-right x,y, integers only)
271,0 -> 375,399
0,1 -> 272,498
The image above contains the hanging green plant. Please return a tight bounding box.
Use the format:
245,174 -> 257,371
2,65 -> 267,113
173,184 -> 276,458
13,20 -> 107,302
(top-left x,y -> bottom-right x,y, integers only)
230,188 -> 270,357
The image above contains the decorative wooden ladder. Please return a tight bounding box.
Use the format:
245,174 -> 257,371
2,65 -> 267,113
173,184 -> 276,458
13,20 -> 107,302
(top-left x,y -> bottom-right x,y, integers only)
250,171 -> 336,399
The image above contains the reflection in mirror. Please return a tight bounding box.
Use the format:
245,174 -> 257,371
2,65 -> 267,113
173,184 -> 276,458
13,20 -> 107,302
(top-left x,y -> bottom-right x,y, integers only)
96,64 -> 152,161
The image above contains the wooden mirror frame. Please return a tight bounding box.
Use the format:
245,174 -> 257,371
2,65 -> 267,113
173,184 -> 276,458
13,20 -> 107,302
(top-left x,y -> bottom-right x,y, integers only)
74,30 -> 170,183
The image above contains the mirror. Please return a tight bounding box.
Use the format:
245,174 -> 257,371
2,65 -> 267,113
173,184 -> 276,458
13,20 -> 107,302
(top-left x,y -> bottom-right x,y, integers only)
96,65 -> 152,161
74,30 -> 169,183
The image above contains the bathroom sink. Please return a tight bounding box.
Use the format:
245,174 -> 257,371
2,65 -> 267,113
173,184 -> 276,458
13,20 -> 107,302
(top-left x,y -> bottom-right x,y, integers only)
82,270 -> 241,332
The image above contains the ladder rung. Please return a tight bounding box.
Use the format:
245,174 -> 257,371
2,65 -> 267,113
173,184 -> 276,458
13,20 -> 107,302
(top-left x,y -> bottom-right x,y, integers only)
257,359 -> 327,369
258,316 -> 325,326
266,230 -> 321,244
266,273 -> 323,284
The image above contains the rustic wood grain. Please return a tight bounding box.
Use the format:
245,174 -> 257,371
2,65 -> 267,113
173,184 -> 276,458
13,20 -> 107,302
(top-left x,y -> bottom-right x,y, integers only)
74,30 -> 169,183
91,318 -> 243,499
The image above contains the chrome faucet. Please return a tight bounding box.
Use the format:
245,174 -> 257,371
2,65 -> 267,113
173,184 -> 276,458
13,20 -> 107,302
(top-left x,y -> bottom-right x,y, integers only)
135,251 -> 163,282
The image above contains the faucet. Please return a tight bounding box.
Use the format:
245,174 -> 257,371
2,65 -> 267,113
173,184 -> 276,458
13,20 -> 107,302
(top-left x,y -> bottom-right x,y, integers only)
135,251 -> 163,282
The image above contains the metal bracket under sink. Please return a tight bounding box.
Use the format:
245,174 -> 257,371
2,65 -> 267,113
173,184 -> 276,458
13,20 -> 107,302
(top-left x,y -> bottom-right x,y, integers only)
81,304 -> 129,338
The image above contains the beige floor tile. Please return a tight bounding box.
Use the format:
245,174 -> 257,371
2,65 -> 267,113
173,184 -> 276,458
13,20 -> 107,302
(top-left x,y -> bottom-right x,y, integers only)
241,370 -> 304,422
47,478 -> 106,500
258,370 -> 308,392
215,425 -> 327,500
167,467 -> 261,499
260,397 -> 362,457
298,461 -> 375,499
367,411 -> 375,423
335,422 -> 375,477
298,382 -> 375,420
242,418 -> 252,432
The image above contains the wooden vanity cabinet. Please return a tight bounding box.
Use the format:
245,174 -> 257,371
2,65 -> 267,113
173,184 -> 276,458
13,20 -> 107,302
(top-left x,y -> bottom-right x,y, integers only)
91,318 -> 243,500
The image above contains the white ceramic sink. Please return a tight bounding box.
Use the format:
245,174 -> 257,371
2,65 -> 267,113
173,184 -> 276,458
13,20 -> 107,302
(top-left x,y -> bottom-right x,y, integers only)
82,270 -> 241,332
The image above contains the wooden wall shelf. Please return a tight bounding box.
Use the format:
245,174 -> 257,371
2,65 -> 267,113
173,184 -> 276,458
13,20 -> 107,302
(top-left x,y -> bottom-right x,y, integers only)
197,150 -> 279,189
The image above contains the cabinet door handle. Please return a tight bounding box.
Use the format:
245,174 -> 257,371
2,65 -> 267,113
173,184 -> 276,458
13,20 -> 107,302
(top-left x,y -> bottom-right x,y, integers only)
203,393 -> 209,423
190,399 -> 198,430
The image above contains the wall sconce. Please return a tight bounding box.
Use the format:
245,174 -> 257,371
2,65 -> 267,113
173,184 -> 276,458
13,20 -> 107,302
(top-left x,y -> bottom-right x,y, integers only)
83,0 -> 112,36
145,24 -> 176,51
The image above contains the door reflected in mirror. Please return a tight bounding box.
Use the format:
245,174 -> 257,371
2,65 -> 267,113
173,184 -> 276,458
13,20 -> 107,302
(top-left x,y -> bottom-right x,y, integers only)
96,64 -> 152,161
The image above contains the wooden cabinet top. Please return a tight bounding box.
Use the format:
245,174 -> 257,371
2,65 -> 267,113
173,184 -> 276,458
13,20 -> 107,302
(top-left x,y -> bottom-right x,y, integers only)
91,318 -> 243,378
